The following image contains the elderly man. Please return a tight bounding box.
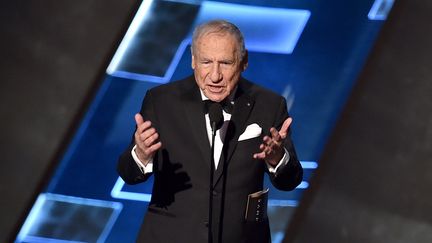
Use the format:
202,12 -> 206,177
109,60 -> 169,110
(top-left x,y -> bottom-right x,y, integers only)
117,20 -> 303,243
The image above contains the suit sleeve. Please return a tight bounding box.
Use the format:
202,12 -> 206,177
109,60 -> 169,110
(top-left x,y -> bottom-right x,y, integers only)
117,90 -> 157,185
267,97 -> 303,191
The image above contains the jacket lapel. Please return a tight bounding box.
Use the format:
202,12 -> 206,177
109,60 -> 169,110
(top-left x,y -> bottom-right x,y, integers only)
180,77 -> 256,185
182,79 -> 212,169
213,80 -> 255,186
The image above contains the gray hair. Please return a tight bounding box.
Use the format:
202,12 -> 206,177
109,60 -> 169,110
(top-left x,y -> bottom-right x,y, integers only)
191,20 -> 246,61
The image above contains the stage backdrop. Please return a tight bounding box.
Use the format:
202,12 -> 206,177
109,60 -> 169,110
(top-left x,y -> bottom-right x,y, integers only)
15,0 -> 393,242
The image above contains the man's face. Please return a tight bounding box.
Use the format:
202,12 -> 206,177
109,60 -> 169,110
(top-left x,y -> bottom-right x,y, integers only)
192,33 -> 247,102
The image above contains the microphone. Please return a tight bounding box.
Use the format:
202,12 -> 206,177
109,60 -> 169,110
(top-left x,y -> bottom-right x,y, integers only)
208,102 -> 223,134
207,101 -> 223,243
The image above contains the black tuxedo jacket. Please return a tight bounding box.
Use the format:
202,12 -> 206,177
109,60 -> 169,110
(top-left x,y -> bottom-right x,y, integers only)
117,76 -> 303,243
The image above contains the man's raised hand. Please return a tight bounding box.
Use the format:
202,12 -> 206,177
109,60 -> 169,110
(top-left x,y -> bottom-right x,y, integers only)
253,117 -> 292,166
134,113 -> 162,165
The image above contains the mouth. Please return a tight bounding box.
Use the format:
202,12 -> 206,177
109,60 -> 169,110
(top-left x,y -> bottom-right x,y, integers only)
207,85 -> 224,93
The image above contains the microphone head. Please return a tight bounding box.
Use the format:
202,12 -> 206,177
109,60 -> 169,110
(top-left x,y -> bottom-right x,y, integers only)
208,102 -> 223,130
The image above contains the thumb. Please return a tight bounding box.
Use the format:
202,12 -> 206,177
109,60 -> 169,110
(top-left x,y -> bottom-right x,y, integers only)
135,113 -> 144,126
279,117 -> 292,139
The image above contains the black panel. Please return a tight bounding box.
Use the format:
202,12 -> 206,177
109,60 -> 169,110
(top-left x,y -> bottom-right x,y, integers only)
285,1 -> 432,242
117,1 -> 200,76
0,1 -> 139,242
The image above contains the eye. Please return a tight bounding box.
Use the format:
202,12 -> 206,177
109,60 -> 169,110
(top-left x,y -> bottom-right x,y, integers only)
221,60 -> 234,65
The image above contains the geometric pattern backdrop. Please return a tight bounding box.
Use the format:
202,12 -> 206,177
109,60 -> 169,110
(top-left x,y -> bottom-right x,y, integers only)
15,0 -> 393,242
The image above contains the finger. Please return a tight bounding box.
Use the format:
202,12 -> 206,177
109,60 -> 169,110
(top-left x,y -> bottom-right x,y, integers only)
263,135 -> 280,150
138,141 -> 162,162
270,127 -> 281,142
136,120 -> 152,134
262,136 -> 272,146
135,124 -> 154,146
143,132 -> 159,147
144,142 -> 162,155
135,124 -> 150,142
259,143 -> 273,156
253,151 -> 266,159
140,128 -> 156,142
135,113 -> 144,126
279,117 -> 292,139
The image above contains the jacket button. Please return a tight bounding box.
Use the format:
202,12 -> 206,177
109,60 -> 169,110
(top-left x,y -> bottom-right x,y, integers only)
204,221 -> 209,227
212,191 -> 219,196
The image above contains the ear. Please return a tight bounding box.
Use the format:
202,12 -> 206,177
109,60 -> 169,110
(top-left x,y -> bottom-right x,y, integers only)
191,54 -> 196,70
241,50 -> 249,71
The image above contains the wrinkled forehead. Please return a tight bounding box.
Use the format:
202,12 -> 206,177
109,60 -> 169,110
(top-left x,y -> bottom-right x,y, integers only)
194,32 -> 240,55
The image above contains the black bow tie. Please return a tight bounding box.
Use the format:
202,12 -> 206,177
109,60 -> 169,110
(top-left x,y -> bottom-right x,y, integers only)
203,99 -> 234,114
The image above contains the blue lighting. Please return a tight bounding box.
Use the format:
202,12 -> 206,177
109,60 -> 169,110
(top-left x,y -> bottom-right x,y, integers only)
368,0 -> 394,20
111,161 -> 317,203
195,1 -> 310,54
15,0 -> 394,241
108,39 -> 190,83
16,194 -> 47,243
111,177 -> 152,202
268,199 -> 298,207
296,181 -> 309,189
300,161 -> 318,169
111,176 -> 303,207
16,193 -> 123,243
106,0 -> 310,82
106,0 -> 154,75
17,236 -> 87,243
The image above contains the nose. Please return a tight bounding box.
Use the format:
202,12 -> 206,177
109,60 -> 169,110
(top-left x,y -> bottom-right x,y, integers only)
209,63 -> 222,82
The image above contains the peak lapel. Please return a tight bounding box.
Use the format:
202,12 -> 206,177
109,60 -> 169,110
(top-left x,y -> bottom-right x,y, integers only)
214,82 -> 255,187
182,83 -> 211,169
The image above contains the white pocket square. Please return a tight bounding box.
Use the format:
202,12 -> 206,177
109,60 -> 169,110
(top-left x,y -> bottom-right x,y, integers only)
238,123 -> 262,141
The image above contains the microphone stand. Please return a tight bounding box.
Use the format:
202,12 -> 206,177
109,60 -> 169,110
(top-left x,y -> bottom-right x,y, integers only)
207,102 -> 222,243
208,122 -> 217,243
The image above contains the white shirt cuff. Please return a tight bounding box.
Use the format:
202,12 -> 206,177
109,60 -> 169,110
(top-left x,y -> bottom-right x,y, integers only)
266,147 -> 290,174
131,145 -> 153,174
